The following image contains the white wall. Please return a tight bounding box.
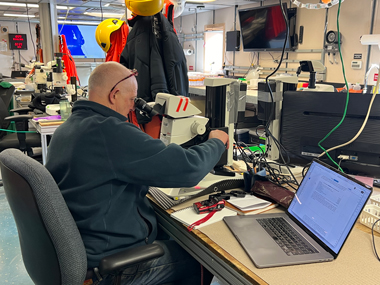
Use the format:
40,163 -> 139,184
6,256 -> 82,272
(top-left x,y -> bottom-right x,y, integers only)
175,0 -> 379,85
0,21 -> 38,77
0,20 -> 104,86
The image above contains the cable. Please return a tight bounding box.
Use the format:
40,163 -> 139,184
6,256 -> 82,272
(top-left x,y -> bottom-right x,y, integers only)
244,53 -> 256,77
0,128 -> 37,134
264,0 -> 288,131
20,54 -> 30,64
100,0 -> 104,22
59,8 -> 71,34
224,51 -> 232,65
26,2 -> 37,61
372,218 -> 380,262
317,0 -> 348,172
328,53 -> 334,64
259,0 -> 299,191
319,77 -> 380,157
268,52 -> 279,63
302,162 -> 311,178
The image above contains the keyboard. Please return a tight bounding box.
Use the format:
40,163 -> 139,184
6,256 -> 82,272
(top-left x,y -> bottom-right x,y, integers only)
257,217 -> 319,256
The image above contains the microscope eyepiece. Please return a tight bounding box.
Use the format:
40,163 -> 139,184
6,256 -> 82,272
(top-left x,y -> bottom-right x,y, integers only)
134,98 -> 159,118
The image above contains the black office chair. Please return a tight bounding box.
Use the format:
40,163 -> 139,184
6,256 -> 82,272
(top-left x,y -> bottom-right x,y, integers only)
0,148 -> 165,285
0,85 -> 41,158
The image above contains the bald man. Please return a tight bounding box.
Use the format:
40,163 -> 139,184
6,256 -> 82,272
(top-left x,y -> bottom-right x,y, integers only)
46,61 -> 229,285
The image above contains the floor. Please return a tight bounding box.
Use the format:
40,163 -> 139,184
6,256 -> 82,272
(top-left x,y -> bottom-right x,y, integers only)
0,186 -> 34,284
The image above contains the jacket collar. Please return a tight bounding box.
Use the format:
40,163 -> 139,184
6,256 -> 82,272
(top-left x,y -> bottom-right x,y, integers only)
72,100 -> 128,121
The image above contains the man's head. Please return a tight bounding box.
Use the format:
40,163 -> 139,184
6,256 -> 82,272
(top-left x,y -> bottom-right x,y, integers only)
88,62 -> 138,118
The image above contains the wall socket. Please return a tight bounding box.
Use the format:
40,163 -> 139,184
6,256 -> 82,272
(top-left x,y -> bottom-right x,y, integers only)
351,60 -> 362,70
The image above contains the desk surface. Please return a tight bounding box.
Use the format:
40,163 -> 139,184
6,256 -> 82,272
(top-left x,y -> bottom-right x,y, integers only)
152,190 -> 380,285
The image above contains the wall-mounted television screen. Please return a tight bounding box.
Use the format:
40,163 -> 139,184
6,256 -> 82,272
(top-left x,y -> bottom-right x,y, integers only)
58,24 -> 105,59
238,4 -> 298,52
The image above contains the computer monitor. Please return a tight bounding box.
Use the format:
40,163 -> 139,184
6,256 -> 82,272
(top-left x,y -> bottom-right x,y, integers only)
280,90 -> 380,177
238,3 -> 298,52
58,24 -> 105,59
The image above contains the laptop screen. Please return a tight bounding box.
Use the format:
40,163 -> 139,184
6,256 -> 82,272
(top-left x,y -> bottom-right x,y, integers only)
288,161 -> 372,254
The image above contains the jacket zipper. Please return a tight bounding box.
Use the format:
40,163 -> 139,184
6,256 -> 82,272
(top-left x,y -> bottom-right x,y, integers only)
137,208 -> 151,244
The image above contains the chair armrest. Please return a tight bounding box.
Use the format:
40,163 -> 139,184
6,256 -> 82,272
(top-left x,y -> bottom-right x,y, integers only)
14,90 -> 34,95
99,243 -> 164,275
10,107 -> 33,115
4,114 -> 33,122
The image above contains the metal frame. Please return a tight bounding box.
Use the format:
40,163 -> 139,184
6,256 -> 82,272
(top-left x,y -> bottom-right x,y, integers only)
29,119 -> 60,165
152,203 -> 263,285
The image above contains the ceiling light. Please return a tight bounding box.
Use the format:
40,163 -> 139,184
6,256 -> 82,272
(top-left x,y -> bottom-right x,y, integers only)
104,3 -> 110,7
0,2 -> 38,7
0,3 -> 73,9
0,2 -> 26,7
187,0 -> 216,2
84,12 -> 125,18
56,6 -> 74,10
4,13 -> 36,18
57,20 -> 100,25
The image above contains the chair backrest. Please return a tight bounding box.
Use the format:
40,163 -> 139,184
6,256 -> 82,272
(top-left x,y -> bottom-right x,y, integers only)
0,84 -> 15,109
0,149 -> 87,285
0,85 -> 15,137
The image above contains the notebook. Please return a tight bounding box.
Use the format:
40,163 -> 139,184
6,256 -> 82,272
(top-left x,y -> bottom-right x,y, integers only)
225,201 -> 277,216
223,159 -> 372,268
171,206 -> 236,230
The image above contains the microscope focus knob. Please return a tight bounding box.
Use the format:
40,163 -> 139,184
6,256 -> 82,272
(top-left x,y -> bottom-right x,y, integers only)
191,121 -> 206,135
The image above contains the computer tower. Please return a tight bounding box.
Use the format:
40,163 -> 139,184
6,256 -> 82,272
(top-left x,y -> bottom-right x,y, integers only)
226,31 -> 240,52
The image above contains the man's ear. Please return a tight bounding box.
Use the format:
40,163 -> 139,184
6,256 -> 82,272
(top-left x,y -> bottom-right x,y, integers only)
108,89 -> 117,105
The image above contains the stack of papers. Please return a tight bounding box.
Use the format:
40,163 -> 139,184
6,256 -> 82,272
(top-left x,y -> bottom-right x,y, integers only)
33,115 -> 62,122
228,195 -> 271,211
225,195 -> 276,215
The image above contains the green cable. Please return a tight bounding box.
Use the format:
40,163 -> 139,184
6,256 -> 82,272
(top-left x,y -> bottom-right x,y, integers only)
317,0 -> 348,173
0,128 -> 37,134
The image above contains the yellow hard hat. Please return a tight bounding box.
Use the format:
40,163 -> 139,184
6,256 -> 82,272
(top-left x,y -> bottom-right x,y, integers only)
95,19 -> 125,52
125,0 -> 164,17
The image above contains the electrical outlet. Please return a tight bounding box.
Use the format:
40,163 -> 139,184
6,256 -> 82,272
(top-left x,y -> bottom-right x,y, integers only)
1,26 -> 8,33
351,60 -> 362,70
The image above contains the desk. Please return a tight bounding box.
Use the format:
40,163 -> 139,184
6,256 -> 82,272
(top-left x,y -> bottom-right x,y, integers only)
29,119 -> 63,164
152,201 -> 264,285
152,192 -> 380,285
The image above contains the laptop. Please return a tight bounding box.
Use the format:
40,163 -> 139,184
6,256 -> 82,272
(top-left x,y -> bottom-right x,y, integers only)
223,159 -> 372,268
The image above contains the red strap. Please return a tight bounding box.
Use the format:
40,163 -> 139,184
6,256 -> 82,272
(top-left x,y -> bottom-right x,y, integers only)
187,211 -> 218,232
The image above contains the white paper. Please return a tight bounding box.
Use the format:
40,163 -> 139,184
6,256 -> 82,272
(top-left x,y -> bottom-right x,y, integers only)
228,195 -> 271,211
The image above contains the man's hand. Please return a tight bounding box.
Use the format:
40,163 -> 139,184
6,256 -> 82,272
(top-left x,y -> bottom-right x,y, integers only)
208,130 -> 229,149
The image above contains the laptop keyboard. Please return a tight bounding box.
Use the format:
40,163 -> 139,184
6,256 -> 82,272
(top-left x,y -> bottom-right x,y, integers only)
257,217 -> 319,256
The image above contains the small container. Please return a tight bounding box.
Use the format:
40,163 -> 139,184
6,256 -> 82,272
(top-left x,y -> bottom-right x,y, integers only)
59,100 -> 71,121
359,204 -> 380,234
353,83 -> 362,91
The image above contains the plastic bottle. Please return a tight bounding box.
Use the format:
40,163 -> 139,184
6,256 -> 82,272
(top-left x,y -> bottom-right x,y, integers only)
353,83 -> 361,91
59,99 -> 71,121
246,66 -> 261,89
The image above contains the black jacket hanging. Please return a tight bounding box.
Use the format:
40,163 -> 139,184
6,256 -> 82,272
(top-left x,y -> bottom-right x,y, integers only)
120,13 -> 189,124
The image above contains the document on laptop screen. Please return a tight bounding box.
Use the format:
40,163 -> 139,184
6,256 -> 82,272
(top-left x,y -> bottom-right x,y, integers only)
288,162 -> 371,254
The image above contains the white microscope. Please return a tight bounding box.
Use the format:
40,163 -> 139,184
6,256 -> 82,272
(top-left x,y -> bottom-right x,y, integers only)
135,83 -> 247,199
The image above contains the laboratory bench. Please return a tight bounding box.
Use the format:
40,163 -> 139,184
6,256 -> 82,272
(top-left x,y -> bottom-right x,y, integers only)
150,186 -> 380,285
